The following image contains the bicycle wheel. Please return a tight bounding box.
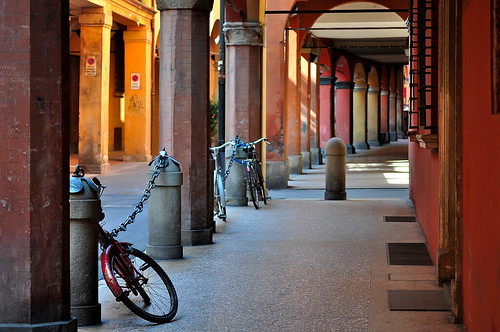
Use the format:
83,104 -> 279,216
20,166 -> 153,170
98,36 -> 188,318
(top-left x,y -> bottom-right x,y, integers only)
247,167 -> 259,209
254,161 -> 267,205
110,247 -> 178,323
215,172 -> 227,220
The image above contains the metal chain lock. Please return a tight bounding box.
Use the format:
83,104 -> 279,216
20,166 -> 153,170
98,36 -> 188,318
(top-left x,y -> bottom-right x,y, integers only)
109,150 -> 170,237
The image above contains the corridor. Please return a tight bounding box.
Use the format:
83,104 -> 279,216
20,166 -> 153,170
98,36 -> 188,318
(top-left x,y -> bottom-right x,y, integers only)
80,141 -> 464,332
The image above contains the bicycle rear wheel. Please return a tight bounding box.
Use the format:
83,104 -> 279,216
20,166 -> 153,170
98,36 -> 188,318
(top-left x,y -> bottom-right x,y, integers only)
247,167 -> 259,209
254,161 -> 267,205
110,247 -> 178,323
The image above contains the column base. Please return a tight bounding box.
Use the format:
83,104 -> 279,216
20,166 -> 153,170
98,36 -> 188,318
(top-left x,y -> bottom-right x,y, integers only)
368,140 -> 381,147
71,303 -> 101,327
266,160 -> 288,189
353,142 -> 370,150
226,196 -> 248,206
389,132 -> 398,141
146,244 -> 183,260
325,190 -> 346,200
346,144 -> 355,154
288,154 -> 302,175
310,148 -> 320,166
123,154 -> 152,162
78,163 -> 110,175
0,318 -> 78,332
182,229 -> 213,246
301,151 -> 311,170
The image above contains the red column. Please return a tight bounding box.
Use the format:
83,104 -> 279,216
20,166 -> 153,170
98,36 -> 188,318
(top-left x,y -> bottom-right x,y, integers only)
0,0 -> 75,329
335,81 -> 354,153
157,1 -> 213,245
265,13 -> 288,189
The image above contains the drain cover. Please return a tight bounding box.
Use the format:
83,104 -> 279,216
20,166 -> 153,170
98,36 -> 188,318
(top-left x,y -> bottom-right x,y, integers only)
387,243 -> 433,266
388,290 -> 450,311
384,216 -> 416,223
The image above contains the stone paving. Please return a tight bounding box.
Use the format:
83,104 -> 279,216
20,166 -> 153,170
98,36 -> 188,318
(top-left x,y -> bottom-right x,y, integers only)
79,140 -> 465,332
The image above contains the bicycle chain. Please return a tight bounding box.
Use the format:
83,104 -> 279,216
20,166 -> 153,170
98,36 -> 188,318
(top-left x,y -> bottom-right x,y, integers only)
109,153 -> 169,238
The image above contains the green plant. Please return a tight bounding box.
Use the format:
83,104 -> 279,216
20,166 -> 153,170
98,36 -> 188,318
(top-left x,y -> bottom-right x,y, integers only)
209,98 -> 218,138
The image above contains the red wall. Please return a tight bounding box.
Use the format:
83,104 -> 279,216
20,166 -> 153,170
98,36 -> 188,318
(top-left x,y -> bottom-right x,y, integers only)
462,0 -> 500,329
408,142 -> 439,262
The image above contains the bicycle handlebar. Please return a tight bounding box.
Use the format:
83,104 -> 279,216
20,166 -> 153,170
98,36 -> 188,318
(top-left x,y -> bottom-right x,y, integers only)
210,140 -> 236,152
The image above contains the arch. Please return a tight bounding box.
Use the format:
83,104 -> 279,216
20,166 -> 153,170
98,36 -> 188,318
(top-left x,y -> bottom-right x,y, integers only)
368,66 -> 380,88
335,55 -> 351,82
353,62 -> 367,85
295,0 -> 409,47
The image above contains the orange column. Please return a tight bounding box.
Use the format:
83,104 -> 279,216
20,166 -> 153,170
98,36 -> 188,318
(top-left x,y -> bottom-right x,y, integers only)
300,54 -> 311,170
123,27 -> 152,161
78,6 -> 112,173
286,29 -> 302,174
264,13 -> 288,189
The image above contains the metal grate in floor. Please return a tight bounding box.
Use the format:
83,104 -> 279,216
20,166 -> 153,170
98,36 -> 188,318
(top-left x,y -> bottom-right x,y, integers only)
386,243 -> 433,266
384,216 -> 416,223
388,290 -> 450,311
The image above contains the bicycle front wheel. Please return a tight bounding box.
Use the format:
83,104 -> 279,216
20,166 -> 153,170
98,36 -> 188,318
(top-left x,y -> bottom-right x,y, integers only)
215,172 -> 227,220
247,167 -> 259,209
110,247 -> 178,323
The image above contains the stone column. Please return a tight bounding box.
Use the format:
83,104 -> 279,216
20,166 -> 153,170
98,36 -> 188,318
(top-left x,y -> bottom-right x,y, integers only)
367,86 -> 380,146
380,89 -> 390,144
224,22 -> 262,141
396,92 -> 404,138
335,81 -> 354,154
223,21 -> 262,203
123,27 -> 153,162
353,83 -> 369,150
157,0 -> 213,246
389,91 -> 397,141
300,55 -> 311,170
78,6 -> 112,174
286,29 -> 302,175
0,0 -> 76,329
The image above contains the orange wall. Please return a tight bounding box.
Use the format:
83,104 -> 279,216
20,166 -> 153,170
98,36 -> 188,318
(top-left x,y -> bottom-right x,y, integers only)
462,0 -> 500,329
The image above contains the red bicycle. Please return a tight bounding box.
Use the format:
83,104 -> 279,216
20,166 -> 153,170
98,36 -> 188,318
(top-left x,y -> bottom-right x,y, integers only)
73,152 -> 178,324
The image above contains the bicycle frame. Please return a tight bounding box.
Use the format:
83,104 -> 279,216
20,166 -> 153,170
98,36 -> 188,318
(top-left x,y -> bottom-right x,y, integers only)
98,224 -> 137,299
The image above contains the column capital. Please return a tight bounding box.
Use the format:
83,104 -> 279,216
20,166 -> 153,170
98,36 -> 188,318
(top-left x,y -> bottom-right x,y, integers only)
223,21 -> 263,46
353,83 -> 368,92
79,7 -> 113,28
380,89 -> 389,96
156,0 -> 213,11
368,86 -> 380,93
335,81 -> 354,89
123,29 -> 152,44
320,76 -> 337,85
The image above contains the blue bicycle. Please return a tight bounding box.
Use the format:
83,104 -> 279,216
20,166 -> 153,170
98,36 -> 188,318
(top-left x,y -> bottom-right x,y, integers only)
234,137 -> 269,209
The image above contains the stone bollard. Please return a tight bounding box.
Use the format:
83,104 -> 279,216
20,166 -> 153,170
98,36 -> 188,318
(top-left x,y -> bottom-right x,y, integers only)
146,156 -> 183,260
225,144 -> 248,206
324,137 -> 347,200
69,167 -> 102,326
